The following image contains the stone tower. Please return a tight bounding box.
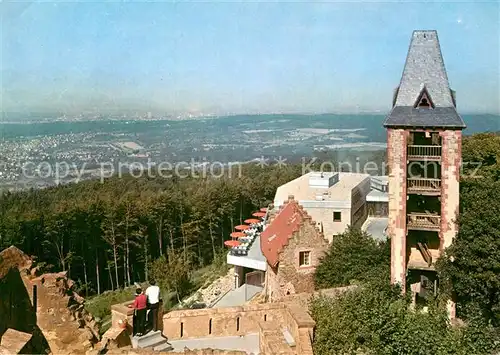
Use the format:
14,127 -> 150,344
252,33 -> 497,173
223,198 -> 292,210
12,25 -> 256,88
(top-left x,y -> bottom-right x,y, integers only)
384,30 -> 465,315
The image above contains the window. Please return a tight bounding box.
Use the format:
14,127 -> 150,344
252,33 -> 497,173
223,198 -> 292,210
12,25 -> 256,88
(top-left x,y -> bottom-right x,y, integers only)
333,211 -> 342,222
414,87 -> 435,109
299,251 -> 311,267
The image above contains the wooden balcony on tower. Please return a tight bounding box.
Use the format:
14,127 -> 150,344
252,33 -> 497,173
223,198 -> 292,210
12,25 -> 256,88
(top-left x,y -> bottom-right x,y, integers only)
407,145 -> 442,161
407,178 -> 441,195
407,212 -> 441,232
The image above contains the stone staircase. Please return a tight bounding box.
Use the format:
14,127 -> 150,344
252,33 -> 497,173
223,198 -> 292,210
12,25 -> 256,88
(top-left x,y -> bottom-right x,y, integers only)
131,330 -> 173,351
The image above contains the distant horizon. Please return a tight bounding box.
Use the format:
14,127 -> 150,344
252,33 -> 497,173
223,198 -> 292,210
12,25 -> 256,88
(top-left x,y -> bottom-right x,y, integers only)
1,109 -> 499,122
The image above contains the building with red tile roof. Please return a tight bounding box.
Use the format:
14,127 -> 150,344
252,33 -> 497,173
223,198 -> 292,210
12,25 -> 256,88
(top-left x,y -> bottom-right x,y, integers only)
261,196 -> 329,302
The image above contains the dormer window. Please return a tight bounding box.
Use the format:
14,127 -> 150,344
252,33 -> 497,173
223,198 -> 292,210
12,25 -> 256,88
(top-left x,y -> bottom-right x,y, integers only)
414,86 -> 435,109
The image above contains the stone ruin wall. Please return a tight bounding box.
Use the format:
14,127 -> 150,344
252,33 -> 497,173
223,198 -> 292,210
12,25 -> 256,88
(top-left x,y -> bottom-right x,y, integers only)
0,246 -> 101,354
110,300 -> 315,355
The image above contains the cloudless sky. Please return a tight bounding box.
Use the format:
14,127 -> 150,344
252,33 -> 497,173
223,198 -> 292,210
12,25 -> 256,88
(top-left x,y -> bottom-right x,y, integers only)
1,1 -> 499,114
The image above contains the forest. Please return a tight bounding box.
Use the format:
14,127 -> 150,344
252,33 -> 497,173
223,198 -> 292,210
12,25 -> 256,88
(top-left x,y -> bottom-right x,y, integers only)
0,163 -> 304,297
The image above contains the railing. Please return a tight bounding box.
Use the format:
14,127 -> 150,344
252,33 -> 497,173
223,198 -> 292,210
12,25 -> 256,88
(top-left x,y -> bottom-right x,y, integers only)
407,213 -> 441,231
407,145 -> 442,159
407,178 -> 441,193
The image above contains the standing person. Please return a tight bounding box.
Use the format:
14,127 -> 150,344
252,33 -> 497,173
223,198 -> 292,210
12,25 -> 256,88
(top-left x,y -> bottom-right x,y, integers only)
145,280 -> 161,332
128,288 -> 147,336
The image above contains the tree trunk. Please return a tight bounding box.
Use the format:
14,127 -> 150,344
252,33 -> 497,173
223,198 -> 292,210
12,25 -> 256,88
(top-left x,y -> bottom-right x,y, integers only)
122,249 -> 127,287
197,240 -> 201,263
107,258 -> 114,290
180,212 -> 187,262
126,235 -> 131,287
144,235 -> 149,282
221,219 -> 224,248
183,227 -> 187,263
125,203 -> 132,287
169,228 -> 174,252
113,245 -> 119,289
57,243 -> 66,272
83,259 -> 88,297
209,217 -> 216,262
158,217 -> 164,256
96,253 -> 101,294
239,197 -> 243,224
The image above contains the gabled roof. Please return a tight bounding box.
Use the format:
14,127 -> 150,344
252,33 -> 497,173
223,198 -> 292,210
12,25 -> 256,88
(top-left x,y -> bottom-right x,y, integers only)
384,30 -> 465,129
261,197 -> 323,268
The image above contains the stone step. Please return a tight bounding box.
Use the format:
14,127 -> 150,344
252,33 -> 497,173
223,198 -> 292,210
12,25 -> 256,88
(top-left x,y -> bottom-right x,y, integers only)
139,337 -> 169,349
132,330 -> 170,349
153,341 -> 174,352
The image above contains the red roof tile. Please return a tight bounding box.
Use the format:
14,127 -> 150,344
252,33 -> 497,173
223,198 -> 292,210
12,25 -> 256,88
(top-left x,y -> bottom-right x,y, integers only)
260,199 -> 307,267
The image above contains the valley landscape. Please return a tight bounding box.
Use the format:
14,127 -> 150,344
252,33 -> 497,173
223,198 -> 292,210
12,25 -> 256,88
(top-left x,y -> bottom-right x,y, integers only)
1,113 -> 498,190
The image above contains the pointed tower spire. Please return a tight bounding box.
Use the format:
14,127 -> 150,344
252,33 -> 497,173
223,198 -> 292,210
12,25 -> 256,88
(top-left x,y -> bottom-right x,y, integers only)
384,30 -> 465,128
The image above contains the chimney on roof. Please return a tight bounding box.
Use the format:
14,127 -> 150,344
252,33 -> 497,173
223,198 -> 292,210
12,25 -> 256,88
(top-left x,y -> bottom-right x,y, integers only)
288,194 -> 294,201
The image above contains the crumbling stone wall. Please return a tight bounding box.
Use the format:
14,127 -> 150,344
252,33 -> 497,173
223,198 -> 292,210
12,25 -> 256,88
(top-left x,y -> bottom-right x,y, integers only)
0,246 -> 101,354
29,271 -> 101,354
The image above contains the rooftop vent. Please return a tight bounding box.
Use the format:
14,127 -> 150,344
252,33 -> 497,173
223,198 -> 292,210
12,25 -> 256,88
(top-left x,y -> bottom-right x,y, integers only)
309,172 -> 338,189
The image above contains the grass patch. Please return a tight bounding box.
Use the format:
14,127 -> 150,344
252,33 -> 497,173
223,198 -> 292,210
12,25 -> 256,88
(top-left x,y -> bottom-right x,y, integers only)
190,250 -> 230,290
84,287 -> 136,321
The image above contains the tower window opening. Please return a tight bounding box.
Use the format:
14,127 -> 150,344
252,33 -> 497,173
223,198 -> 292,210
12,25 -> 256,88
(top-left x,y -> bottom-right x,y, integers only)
419,98 -> 430,108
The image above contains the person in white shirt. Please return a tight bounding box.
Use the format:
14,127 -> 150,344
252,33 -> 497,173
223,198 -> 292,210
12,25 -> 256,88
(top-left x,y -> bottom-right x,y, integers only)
145,280 -> 161,331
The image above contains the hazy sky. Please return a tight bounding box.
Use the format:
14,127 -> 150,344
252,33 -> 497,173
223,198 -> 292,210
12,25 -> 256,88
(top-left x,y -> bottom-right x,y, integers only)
1,1 -> 499,114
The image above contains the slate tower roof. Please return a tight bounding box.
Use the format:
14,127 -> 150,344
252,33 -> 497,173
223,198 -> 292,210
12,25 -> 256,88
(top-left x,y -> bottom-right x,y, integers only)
384,30 -> 466,129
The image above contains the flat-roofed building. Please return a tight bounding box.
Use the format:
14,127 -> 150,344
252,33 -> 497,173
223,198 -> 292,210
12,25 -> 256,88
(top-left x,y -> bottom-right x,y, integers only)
272,172 -> 371,242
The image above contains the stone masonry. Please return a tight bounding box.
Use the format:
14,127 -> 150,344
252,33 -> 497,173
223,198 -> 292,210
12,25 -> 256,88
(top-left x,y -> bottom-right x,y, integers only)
440,130 -> 461,250
0,246 -> 101,354
263,200 -> 329,302
387,129 -> 408,291
440,129 -> 462,318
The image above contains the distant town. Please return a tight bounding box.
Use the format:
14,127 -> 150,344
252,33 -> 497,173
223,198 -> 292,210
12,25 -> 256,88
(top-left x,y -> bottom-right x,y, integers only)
1,112 -> 498,192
